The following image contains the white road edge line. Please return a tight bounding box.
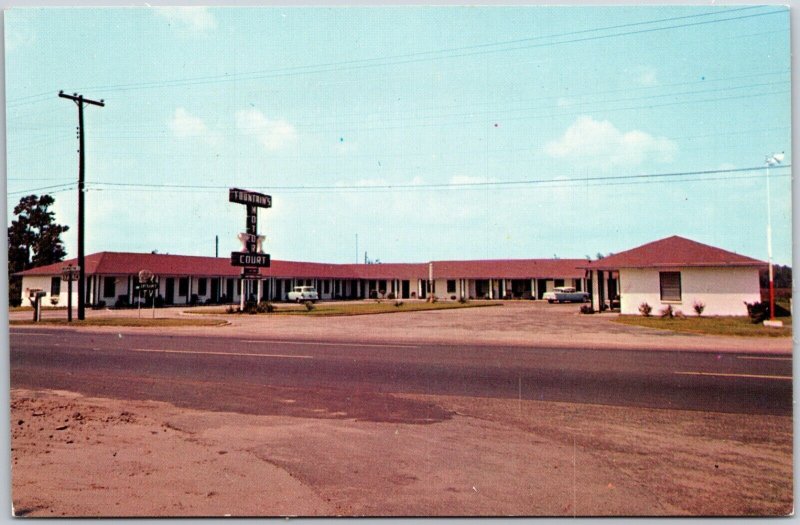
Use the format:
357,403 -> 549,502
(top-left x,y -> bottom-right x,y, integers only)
735,356 -> 792,361
132,348 -> 313,359
239,339 -> 420,349
674,371 -> 792,380
9,331 -> 61,337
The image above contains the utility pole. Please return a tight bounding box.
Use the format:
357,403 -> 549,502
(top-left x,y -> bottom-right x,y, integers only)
59,91 -> 104,320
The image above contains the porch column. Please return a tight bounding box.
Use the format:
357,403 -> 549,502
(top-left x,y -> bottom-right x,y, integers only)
591,270 -> 600,312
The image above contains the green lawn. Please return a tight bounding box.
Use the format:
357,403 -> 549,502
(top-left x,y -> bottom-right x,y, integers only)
10,318 -> 228,328
192,301 -> 502,316
614,315 -> 792,337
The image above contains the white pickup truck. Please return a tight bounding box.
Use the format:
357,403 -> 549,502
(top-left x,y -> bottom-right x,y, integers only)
287,286 -> 319,302
542,286 -> 590,303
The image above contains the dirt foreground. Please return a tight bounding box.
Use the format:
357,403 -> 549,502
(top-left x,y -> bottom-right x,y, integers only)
11,387 -> 792,517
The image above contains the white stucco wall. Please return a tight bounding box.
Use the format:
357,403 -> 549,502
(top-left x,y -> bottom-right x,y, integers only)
20,276 -> 75,307
619,267 -> 761,316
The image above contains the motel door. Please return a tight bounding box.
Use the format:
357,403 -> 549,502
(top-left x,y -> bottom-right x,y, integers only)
164,278 -> 175,305
402,280 -> 410,299
210,279 -> 219,302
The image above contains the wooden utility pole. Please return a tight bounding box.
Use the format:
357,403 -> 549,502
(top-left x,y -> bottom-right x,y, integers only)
59,91 -> 104,320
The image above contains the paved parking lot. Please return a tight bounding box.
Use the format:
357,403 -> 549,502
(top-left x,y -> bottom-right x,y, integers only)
10,300 -> 792,353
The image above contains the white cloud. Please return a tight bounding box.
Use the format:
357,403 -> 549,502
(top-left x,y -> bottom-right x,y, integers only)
168,107 -> 220,145
154,7 -> 216,33
636,67 -> 658,87
544,116 -> 677,169
6,28 -> 36,52
235,108 -> 297,151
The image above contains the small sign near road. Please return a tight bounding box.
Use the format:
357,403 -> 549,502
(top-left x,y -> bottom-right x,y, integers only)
135,282 -> 159,292
61,265 -> 80,282
231,252 -> 271,267
241,267 -> 260,276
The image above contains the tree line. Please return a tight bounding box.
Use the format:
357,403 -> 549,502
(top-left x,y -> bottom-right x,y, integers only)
7,194 -> 69,306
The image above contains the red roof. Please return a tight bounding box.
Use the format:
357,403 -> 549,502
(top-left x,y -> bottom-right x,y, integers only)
582,236 -> 766,270
16,252 -> 585,280
430,259 -> 587,279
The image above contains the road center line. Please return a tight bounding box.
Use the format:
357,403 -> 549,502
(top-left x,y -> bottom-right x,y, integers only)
735,356 -> 792,361
674,371 -> 792,381
239,339 -> 420,349
132,348 -> 313,359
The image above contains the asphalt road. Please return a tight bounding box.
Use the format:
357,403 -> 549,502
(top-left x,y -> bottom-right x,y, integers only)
9,328 -> 793,421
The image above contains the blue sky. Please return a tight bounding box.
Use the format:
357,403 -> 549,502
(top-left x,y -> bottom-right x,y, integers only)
5,5 -> 792,265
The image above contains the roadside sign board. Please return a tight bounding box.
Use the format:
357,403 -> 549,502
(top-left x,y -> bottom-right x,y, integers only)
61,265 -> 80,281
241,267 -> 260,276
229,188 -> 272,208
231,252 -> 271,267
135,282 -> 159,292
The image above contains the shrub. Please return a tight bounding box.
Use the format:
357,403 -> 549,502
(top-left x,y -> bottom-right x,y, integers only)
660,305 -> 674,318
458,297 -> 469,304
674,310 -> 686,319
190,294 -> 199,306
369,290 -> 378,299
638,302 -> 652,317
225,305 -> 238,314
219,294 -> 228,304
745,301 -> 769,324
579,304 -> 594,314
92,300 -> 107,310
304,300 -> 315,311
693,300 -> 705,316
394,300 -> 404,308
387,292 -> 396,300
50,295 -> 60,306
114,295 -> 130,308
410,292 -> 416,299
450,295 -> 457,301
256,301 -> 274,313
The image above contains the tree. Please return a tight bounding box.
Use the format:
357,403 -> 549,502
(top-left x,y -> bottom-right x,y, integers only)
7,194 -> 70,306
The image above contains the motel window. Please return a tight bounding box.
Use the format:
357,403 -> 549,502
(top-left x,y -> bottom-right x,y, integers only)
659,272 -> 682,302
447,280 -> 456,294
50,277 -> 61,297
198,278 -> 207,296
178,277 -> 189,297
323,280 -> 330,294
103,277 -> 116,298
554,279 -> 565,287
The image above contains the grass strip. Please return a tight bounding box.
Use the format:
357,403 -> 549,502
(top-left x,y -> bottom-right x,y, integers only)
191,301 -> 503,316
614,315 -> 792,337
10,318 -> 228,328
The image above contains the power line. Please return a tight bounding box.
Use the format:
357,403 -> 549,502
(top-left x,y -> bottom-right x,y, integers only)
36,7 -> 782,98
78,164 -> 790,193
7,182 -> 77,196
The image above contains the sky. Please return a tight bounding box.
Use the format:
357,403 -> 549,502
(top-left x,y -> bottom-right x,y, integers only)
4,4 -> 792,265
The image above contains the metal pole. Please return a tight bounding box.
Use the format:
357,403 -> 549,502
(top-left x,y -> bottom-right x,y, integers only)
67,278 -> 73,322
766,162 -> 775,320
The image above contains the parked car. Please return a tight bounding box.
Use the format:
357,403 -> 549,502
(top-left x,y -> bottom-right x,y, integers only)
287,286 -> 319,302
542,286 -> 590,303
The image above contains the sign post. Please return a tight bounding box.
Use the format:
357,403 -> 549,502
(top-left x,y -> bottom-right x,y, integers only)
229,188 -> 272,308
61,265 -> 80,322
137,269 -> 157,319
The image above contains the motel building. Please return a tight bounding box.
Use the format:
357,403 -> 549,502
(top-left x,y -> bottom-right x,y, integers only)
582,236 -> 766,316
15,235 -> 766,316
15,252 -> 588,308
